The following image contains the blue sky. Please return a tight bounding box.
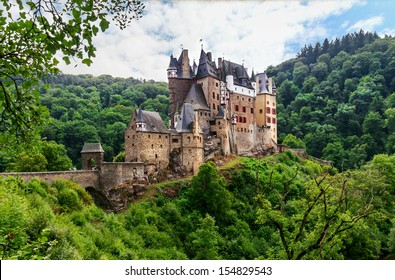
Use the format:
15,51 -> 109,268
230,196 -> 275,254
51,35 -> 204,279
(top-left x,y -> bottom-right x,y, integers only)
59,0 -> 395,81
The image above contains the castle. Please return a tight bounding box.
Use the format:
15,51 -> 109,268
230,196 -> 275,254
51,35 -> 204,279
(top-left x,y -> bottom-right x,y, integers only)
1,48 -> 278,211
125,48 -> 277,174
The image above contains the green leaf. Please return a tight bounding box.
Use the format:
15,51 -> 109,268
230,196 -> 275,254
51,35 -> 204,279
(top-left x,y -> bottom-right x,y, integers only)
99,18 -> 110,32
72,8 -> 80,20
62,56 -> 71,65
82,58 -> 92,66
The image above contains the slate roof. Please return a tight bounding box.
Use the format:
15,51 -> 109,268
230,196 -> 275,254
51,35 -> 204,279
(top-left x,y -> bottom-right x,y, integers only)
257,72 -> 269,94
81,143 -> 104,154
184,83 -> 210,111
175,103 -> 195,133
136,108 -> 170,134
250,69 -> 256,82
221,60 -> 254,90
196,49 -> 219,79
167,52 -> 193,78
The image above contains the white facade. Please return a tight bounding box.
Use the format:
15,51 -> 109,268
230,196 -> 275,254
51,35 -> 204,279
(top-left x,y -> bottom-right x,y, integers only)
225,75 -> 256,97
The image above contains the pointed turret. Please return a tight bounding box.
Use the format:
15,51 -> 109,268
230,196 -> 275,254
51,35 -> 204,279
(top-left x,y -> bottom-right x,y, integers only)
135,107 -> 146,131
250,69 -> 256,82
196,49 -> 219,79
167,54 -> 177,78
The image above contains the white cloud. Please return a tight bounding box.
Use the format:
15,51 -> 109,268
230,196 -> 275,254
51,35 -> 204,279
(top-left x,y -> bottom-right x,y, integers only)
58,0 -> 363,81
347,15 -> 384,32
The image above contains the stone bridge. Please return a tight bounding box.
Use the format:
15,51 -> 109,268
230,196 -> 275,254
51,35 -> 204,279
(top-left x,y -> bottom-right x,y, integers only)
0,162 -> 145,192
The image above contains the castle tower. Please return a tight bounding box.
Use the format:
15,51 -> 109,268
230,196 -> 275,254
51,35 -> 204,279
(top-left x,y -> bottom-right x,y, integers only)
135,107 -> 146,132
168,50 -> 194,129
81,143 -> 104,170
125,109 -> 171,171
196,49 -> 221,118
255,72 -> 277,145
175,103 -> 204,174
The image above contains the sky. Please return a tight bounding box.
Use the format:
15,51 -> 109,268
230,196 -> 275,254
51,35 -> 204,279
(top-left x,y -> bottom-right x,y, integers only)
58,0 -> 395,82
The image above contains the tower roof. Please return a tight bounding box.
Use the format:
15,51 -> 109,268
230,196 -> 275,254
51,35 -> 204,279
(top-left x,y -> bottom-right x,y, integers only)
175,103 -> 195,133
167,54 -> 177,69
250,69 -> 256,82
184,83 -> 210,111
221,59 -> 254,89
257,72 -> 269,94
81,143 -> 104,154
196,49 -> 219,79
135,109 -> 169,133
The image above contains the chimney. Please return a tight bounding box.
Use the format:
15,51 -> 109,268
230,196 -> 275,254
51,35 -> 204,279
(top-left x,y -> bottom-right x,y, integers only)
181,49 -> 191,78
207,52 -> 212,62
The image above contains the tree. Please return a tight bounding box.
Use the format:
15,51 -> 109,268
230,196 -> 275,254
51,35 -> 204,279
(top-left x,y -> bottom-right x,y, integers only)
0,0 -> 144,141
257,166 -> 386,259
187,162 -> 233,223
282,134 -> 306,149
188,214 -> 222,260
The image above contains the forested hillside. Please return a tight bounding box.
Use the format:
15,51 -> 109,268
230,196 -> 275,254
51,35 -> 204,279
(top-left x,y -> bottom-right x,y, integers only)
0,75 -> 169,171
40,75 -> 170,166
267,31 -> 395,170
2,152 -> 395,260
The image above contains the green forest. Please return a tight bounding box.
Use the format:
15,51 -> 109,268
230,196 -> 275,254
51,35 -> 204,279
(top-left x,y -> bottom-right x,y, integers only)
1,21 -> 395,260
268,31 -> 395,171
2,153 -> 395,260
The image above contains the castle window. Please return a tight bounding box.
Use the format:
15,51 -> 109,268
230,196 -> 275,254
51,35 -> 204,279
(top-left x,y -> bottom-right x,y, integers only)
216,82 -> 219,87
155,154 -> 158,158
242,97 -> 244,101
273,102 -> 275,106
200,112 -> 202,116
172,138 -> 179,143
267,101 -> 269,105
235,105 -> 239,111
259,109 -> 263,114
266,107 -> 271,114
159,135 -> 161,138
272,108 -> 276,114
188,136 -> 191,142
212,103 -> 215,109
272,118 -> 276,124
244,117 -> 247,123
151,144 -> 154,148
249,98 -> 251,102
242,106 -> 246,113
217,94 -> 219,100
267,117 -> 271,123
148,134 -> 151,138
251,108 -> 254,114
166,136 -> 168,139
160,144 -> 163,148
212,92 -> 215,99
237,96 -> 239,100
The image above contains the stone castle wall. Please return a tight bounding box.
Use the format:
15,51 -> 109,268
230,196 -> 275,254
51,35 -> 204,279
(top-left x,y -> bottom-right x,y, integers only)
0,170 -> 100,189
1,162 -> 145,192
100,162 -> 144,191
